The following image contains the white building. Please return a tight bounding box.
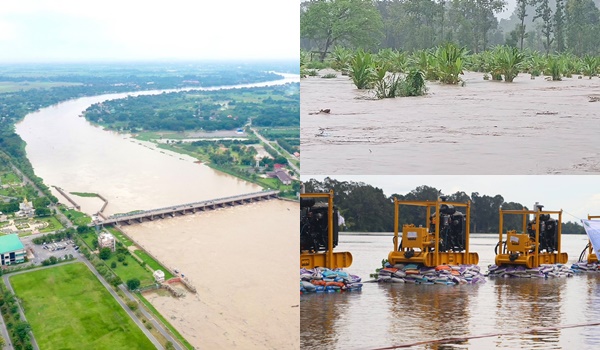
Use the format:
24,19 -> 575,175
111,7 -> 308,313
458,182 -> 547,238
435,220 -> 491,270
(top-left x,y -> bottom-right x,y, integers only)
16,198 -> 34,218
98,232 -> 116,252
153,270 -> 165,283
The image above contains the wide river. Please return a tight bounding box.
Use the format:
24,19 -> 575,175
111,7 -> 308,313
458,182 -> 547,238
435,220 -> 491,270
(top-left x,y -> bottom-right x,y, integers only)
15,73 -> 299,215
15,73 -> 301,349
301,233 -> 600,350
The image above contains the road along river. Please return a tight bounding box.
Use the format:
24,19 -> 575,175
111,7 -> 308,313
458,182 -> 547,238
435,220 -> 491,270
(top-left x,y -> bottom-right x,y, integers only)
15,73 -> 300,349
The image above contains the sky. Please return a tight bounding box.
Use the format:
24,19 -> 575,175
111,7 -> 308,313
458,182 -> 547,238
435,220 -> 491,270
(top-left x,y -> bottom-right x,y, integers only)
301,175 -> 600,224
0,1 -> 299,63
499,0 -> 517,20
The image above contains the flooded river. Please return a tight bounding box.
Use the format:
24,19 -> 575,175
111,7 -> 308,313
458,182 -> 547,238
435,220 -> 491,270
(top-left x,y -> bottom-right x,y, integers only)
301,70 -> 600,175
15,74 -> 298,215
300,233 -> 600,349
15,74 -> 300,349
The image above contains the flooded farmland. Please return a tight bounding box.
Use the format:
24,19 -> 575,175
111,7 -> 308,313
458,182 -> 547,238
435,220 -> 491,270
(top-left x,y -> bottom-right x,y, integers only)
301,70 -> 600,175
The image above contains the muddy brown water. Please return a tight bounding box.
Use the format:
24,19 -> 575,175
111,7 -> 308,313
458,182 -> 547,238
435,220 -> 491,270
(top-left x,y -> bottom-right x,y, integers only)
301,233 -> 600,350
301,70 -> 600,175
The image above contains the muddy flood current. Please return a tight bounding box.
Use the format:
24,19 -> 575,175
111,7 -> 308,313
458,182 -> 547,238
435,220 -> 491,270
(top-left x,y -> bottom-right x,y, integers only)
300,234 -> 600,350
15,75 -> 300,349
301,70 -> 600,175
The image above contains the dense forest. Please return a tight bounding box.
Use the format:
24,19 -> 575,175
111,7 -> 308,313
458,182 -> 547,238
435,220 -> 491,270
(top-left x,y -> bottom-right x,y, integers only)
301,0 -> 600,58
83,83 -> 300,132
303,177 -> 585,234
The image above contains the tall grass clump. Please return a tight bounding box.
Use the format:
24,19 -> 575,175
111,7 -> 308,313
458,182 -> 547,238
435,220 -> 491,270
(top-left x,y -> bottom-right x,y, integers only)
377,48 -> 408,73
410,49 -> 439,80
546,56 -> 563,81
349,49 -> 377,89
493,46 -> 526,82
373,69 -> 427,99
435,43 -> 466,85
330,46 -> 353,74
581,55 -> 599,79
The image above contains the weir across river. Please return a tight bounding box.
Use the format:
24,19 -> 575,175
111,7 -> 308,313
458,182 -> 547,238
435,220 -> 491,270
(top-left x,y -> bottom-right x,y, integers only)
97,190 -> 280,226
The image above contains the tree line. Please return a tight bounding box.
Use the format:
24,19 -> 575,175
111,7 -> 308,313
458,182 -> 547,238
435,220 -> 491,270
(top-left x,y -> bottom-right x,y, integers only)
303,177 -> 585,234
83,83 -> 299,132
301,0 -> 600,58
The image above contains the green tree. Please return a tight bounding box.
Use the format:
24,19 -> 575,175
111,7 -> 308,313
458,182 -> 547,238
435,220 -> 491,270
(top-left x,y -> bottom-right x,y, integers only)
300,0 -> 384,61
515,0 -> 530,50
99,247 -> 111,260
14,321 -> 31,342
565,0 -> 600,56
533,0 -> 554,54
554,0 -> 566,52
127,278 -> 141,291
449,0 -> 506,53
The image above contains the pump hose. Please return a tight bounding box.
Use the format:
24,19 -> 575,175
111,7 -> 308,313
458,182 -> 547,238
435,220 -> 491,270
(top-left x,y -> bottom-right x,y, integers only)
578,243 -> 590,263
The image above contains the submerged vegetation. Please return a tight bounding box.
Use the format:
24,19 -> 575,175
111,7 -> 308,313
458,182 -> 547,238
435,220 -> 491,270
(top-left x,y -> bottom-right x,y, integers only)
301,0 -> 600,95
301,44 -> 600,98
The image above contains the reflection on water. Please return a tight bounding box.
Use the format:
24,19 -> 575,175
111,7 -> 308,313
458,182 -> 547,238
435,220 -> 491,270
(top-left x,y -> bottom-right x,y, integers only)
301,234 -> 600,349
384,284 -> 474,346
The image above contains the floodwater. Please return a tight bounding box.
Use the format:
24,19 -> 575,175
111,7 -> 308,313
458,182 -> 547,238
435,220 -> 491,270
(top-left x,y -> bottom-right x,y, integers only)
16,74 -> 298,215
125,199 -> 299,350
300,233 -> 600,349
14,74 -> 300,349
301,70 -> 600,175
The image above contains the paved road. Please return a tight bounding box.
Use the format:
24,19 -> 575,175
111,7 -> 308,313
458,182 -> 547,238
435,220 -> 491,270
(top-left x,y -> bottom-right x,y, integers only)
250,127 -> 300,175
118,285 -> 184,350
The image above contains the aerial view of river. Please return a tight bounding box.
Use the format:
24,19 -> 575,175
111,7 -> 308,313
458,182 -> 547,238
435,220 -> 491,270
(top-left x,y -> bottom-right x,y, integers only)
15,73 -> 300,349
15,73 -> 299,216
301,233 -> 600,349
301,70 -> 600,175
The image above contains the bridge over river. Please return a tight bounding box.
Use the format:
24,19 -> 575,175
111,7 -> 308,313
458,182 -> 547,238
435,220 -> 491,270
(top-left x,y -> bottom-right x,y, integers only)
97,190 -> 280,226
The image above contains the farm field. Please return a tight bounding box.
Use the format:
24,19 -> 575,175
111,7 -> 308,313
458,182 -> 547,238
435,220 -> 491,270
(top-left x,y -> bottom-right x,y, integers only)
10,263 -> 154,350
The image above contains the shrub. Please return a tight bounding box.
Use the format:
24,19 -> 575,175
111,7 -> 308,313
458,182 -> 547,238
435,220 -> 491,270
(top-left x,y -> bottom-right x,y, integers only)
126,301 -> 138,311
126,278 -> 140,291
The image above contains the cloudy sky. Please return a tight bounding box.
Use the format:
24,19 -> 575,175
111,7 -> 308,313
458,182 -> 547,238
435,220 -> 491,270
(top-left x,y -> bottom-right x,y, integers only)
302,175 -> 600,224
0,1 -> 299,62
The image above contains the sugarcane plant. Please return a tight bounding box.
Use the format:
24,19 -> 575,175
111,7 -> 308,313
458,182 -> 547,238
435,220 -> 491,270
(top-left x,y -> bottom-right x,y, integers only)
581,55 -> 599,79
435,43 -> 466,85
349,49 -> 377,89
493,46 -> 526,82
330,46 -> 353,75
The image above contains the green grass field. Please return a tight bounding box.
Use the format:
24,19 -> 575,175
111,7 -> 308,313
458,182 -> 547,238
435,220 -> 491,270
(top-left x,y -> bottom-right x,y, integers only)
108,253 -> 154,286
61,208 -> 92,226
133,250 -> 174,280
38,216 -> 64,233
10,263 -> 155,350
108,227 -> 134,247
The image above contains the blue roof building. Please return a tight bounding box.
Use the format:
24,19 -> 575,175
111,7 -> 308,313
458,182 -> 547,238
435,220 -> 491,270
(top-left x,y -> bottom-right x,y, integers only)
0,234 -> 26,265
